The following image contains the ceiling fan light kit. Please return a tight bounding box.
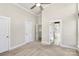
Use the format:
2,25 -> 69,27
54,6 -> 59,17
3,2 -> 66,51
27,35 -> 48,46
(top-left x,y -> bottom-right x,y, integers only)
36,3 -> 41,6
30,3 -> 51,10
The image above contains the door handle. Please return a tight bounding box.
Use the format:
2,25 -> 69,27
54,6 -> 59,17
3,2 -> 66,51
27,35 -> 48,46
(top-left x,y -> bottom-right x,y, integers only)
6,36 -> 9,38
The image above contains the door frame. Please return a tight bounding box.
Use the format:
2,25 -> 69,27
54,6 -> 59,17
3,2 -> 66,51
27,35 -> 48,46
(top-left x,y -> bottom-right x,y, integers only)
48,19 -> 62,45
0,16 -> 11,52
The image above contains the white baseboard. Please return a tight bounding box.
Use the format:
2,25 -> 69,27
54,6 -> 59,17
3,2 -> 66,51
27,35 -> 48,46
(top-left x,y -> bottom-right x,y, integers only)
60,43 -> 77,50
9,42 -> 26,51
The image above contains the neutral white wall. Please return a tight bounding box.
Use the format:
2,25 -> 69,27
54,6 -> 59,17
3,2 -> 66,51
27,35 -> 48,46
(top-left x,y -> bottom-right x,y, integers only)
42,3 -> 77,47
37,14 -> 42,25
78,4 -> 79,48
78,17 -> 79,48
0,3 -> 36,48
62,15 -> 76,47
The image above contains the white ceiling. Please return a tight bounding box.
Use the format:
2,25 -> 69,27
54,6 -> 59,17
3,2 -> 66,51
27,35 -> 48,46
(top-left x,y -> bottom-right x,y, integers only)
17,3 -> 51,15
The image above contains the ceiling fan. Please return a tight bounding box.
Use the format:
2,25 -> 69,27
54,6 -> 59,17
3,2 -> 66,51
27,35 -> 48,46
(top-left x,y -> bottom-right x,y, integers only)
30,3 -> 51,10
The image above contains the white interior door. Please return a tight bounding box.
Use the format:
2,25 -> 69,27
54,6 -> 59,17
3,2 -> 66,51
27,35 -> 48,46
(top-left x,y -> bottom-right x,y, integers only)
0,16 -> 10,53
25,21 -> 33,43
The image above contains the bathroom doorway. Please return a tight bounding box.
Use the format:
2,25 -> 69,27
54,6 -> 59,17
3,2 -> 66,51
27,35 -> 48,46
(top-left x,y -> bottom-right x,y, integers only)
53,22 -> 61,45
49,20 -> 62,46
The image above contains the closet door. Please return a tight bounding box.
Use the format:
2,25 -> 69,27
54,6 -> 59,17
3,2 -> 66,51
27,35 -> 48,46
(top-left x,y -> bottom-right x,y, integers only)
0,16 -> 10,53
25,21 -> 33,43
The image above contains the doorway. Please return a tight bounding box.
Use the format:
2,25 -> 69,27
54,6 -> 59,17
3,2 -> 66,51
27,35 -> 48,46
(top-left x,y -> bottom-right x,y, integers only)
53,22 -> 61,45
36,24 -> 42,42
49,20 -> 62,46
38,25 -> 42,42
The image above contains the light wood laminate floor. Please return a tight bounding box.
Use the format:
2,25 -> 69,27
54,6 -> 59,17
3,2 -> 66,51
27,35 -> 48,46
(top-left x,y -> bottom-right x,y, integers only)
0,41 -> 78,56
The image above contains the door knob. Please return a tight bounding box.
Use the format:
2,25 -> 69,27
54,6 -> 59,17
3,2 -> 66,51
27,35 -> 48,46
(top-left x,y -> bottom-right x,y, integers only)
6,36 -> 9,38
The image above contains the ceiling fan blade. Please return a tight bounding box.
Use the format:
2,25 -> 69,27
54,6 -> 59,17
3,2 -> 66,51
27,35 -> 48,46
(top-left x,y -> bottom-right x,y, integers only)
40,6 -> 43,10
30,4 -> 36,9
